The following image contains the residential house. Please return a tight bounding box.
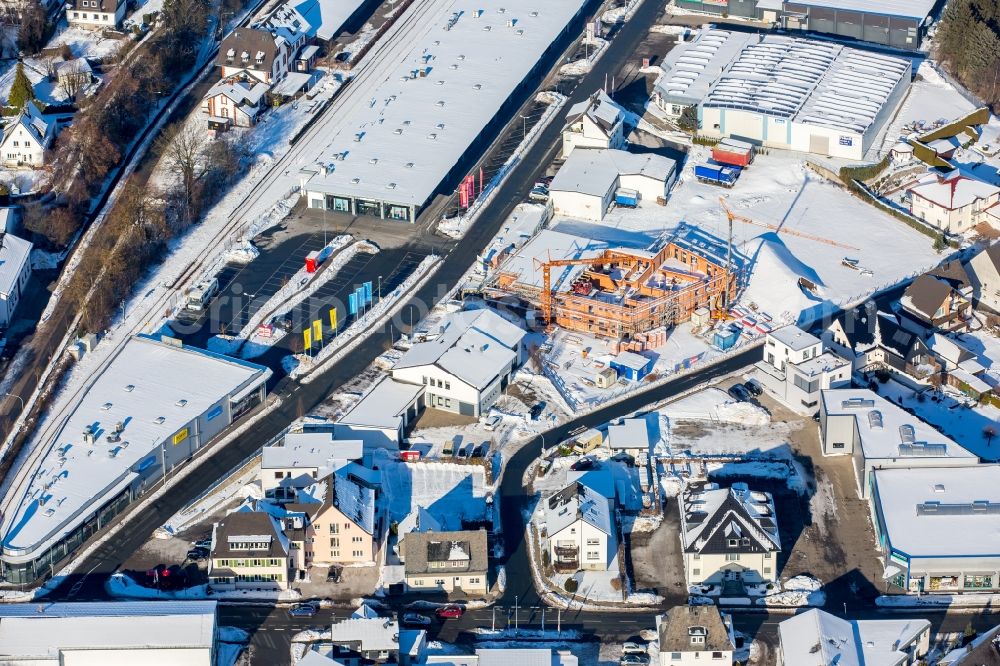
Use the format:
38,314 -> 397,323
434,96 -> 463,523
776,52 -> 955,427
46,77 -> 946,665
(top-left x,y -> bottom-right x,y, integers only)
209,510 -> 290,590
333,376 -> 424,451
821,303 -> 936,382
204,77 -> 270,129
777,608 -> 930,666
967,243 -> 1000,313
818,389 -> 978,498
543,481 -> 616,572
392,309 -> 527,417
326,616 -> 426,666
394,505 -> 442,560
403,529 -> 489,596
254,3 -> 310,57
924,333 -> 993,399
561,90 -> 626,157
299,470 -> 377,566
549,148 -> 677,221
0,233 -> 32,329
656,605 -> 735,665
217,28 -> 291,84
679,483 -> 781,589
260,432 -> 362,500
900,274 -> 972,333
0,101 -> 54,167
66,0 -> 126,29
606,416 -> 654,458
907,172 -> 1000,234
754,325 -> 851,414
869,465 -> 1000,594
938,624 -> 1000,665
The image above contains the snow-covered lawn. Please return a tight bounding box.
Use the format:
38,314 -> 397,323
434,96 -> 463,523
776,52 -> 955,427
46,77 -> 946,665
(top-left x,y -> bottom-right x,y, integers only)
50,25 -> 128,61
380,458 -> 488,529
660,387 -> 769,425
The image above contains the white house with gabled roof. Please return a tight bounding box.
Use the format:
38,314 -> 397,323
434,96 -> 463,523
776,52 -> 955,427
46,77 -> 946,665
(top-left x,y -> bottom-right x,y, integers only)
778,608 -> 930,666
0,233 -> 32,329
0,101 -> 54,167
561,90 -> 626,157
543,480 -> 616,572
261,431 -> 363,500
391,309 -> 526,417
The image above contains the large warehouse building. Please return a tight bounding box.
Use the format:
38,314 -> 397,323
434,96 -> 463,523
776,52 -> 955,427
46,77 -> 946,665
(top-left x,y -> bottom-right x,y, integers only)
299,0 -> 588,223
691,34 -> 911,159
0,334 -> 271,584
674,0 -> 937,50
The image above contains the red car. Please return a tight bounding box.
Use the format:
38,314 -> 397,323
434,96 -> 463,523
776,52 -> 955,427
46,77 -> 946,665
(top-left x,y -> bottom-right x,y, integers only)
436,605 -> 464,619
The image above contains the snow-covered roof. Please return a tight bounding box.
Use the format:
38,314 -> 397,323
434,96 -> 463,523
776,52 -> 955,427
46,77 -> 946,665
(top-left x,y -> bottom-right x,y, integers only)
0,233 -> 31,299
262,432 -> 361,470
611,350 -> 652,372
332,467 -> 375,534
396,505 -> 443,539
293,0 -> 364,41
794,351 -> 850,378
397,309 -> 524,370
478,648 -> 575,666
3,101 -> 53,150
908,174 -> 1000,211
565,90 -> 623,136
207,77 -> 270,107
778,608 -> 930,666
655,29 -> 756,107
550,148 -> 677,198
0,601 -> 217,659
495,229 -> 608,290
0,335 -> 270,559
337,376 -> 424,431
606,417 -> 652,451
545,481 -> 613,537
271,71 -> 314,97
702,34 -> 910,135
874,465 -> 1000,558
821,389 -> 976,463
788,0 -> 936,20
924,333 -> 975,368
300,0 -> 586,208
680,483 -> 780,554
436,328 -> 516,390
329,617 -> 403,651
769,324 -> 820,351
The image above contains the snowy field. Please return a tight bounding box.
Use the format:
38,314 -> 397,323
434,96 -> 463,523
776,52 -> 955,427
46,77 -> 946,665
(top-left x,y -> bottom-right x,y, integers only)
553,147 -> 943,326
379,458 -> 488,529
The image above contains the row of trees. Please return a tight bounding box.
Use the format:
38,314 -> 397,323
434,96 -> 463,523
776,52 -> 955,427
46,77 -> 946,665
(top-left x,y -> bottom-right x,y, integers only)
935,0 -> 1000,112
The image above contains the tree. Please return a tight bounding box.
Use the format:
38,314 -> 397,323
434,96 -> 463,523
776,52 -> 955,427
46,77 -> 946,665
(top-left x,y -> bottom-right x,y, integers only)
17,0 -> 48,55
23,203 -> 80,248
933,232 -> 947,252
678,104 -> 699,132
155,122 -> 209,221
8,63 -> 35,110
59,60 -> 91,101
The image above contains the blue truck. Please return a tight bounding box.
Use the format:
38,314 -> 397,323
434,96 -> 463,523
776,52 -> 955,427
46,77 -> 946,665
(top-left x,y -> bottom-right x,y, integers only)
694,163 -> 742,188
615,187 -> 639,208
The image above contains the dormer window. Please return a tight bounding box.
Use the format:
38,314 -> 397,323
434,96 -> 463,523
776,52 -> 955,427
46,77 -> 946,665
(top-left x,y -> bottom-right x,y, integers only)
727,538 -> 738,548
689,626 -> 707,646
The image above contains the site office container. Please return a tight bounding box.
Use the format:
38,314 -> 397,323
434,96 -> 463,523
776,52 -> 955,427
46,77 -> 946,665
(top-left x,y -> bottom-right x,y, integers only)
712,138 -> 754,167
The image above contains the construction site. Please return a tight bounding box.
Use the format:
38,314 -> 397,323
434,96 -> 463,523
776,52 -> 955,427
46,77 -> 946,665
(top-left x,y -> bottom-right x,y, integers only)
487,226 -> 739,341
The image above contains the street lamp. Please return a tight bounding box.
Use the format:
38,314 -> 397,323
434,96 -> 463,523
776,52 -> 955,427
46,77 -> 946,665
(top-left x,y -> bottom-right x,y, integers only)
1,392 -> 24,412
377,275 -> 382,300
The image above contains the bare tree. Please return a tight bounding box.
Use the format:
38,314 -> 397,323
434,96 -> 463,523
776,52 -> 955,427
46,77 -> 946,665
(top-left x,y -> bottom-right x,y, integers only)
155,122 -> 209,221
59,59 -> 91,101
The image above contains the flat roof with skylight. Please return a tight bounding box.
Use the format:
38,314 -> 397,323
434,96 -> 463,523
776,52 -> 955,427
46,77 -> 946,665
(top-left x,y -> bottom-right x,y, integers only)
0,335 -> 270,562
301,0 -> 587,215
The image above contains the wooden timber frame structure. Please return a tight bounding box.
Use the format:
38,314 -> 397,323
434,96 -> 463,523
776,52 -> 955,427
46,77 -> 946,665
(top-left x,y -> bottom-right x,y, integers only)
491,242 -> 739,339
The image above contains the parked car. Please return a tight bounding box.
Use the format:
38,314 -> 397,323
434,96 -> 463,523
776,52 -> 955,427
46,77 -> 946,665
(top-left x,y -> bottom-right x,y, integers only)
619,655 -> 649,665
483,414 -> 502,431
528,185 -> 549,202
471,444 -> 487,458
186,547 -> 209,561
612,452 -> 635,466
571,457 -> 596,471
530,402 -> 546,420
402,612 -> 433,627
621,642 -> 647,655
288,603 -> 318,618
743,379 -> 762,396
436,605 -> 464,619
192,539 -> 212,550
727,384 -> 751,402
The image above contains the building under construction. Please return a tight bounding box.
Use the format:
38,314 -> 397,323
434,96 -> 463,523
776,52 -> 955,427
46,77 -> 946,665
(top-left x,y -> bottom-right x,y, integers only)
488,229 -> 738,340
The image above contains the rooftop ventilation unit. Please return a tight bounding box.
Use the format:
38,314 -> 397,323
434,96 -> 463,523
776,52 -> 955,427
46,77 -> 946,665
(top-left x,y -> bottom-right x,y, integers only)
124,384 -> 135,392
473,83 -> 483,90
82,426 -> 96,446
351,177 -> 360,184
176,399 -> 188,407
483,25 -> 491,31
154,416 -> 166,425
394,128 -> 403,135
405,162 -> 414,168
387,183 -> 397,190
101,402 -> 112,411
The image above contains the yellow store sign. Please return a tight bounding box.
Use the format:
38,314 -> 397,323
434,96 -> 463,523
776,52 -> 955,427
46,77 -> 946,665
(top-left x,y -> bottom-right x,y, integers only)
172,428 -> 189,445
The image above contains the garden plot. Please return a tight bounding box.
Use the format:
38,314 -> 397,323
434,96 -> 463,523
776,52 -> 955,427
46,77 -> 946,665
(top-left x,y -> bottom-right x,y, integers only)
552,148 -> 942,326
380,458 -> 489,529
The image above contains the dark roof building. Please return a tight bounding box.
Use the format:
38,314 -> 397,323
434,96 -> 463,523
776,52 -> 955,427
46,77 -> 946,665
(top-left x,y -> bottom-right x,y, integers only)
657,605 -> 734,659
217,28 -> 280,75
402,529 -> 488,576
211,511 -> 288,559
680,483 -> 780,556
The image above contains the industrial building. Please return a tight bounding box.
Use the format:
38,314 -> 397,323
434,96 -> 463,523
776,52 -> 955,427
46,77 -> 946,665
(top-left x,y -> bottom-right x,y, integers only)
697,35 -> 911,159
653,29 -> 755,119
299,0 -> 589,223
0,334 -> 271,584
0,601 -> 218,665
673,0 -> 936,51
489,229 -> 737,340
549,148 -> 678,221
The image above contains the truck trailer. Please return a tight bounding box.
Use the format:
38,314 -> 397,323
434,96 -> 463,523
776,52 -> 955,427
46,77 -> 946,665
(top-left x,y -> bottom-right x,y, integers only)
711,138 -> 755,168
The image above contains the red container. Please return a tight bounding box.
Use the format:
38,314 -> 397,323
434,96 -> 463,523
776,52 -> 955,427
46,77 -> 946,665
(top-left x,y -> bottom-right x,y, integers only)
400,450 -> 421,461
305,250 -> 320,273
712,146 -> 753,168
